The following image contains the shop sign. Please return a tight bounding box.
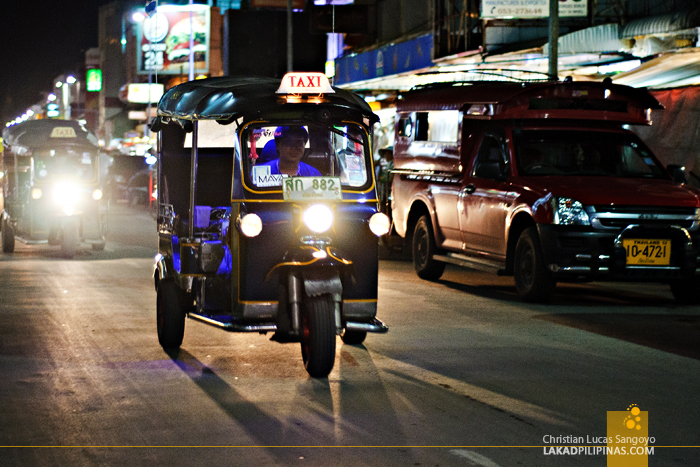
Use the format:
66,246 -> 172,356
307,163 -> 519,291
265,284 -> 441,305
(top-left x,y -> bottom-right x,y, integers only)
137,5 -> 210,75
481,0 -> 587,19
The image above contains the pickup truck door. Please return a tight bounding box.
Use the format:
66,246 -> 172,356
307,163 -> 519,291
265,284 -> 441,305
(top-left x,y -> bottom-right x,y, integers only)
458,133 -> 512,258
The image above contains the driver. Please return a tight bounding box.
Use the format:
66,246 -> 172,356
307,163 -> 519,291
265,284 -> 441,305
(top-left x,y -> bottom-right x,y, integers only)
257,126 -> 321,176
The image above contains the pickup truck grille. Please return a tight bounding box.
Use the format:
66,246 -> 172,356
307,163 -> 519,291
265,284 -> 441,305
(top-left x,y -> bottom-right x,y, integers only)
589,205 -> 699,231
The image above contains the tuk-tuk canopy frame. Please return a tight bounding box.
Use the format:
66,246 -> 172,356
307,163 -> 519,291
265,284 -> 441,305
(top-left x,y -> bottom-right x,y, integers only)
151,76 -> 379,128
2,119 -> 100,154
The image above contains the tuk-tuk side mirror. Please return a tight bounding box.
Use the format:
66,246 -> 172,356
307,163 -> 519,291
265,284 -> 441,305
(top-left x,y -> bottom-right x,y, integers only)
667,164 -> 687,184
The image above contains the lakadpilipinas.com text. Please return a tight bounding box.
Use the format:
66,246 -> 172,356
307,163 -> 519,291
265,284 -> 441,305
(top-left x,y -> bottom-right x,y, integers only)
542,435 -> 655,456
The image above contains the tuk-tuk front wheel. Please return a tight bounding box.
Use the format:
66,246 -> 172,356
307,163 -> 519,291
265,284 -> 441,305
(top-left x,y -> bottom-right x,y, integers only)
61,218 -> 79,259
1,218 -> 15,254
157,279 -> 186,349
300,294 -> 336,378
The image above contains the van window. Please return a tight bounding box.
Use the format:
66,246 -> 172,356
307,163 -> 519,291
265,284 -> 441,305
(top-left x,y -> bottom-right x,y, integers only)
413,111 -> 460,143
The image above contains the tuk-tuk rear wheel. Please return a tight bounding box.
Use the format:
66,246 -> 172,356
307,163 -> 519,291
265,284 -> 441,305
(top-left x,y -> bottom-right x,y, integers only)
1,218 -> 15,254
300,294 -> 336,378
341,330 -> 367,345
157,279 -> 186,349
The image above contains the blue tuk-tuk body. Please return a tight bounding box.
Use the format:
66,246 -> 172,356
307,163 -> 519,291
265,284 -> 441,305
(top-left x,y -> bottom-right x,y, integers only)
152,73 -> 389,377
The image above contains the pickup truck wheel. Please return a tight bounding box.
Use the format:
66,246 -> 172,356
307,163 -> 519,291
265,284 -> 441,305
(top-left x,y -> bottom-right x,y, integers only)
300,294 -> 336,378
1,218 -> 15,254
514,227 -> 556,302
157,279 -> 186,349
413,215 -> 445,280
670,277 -> 700,304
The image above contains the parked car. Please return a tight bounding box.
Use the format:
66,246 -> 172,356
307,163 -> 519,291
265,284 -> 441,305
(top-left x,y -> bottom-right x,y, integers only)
390,78 -> 700,303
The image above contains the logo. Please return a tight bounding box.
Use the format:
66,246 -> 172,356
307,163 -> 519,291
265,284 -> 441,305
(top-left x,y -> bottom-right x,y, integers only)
607,404 -> 653,466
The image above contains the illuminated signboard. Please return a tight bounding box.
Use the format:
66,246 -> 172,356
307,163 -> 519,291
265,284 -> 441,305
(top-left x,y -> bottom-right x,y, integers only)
86,69 -> 102,92
126,83 -> 165,103
137,5 -> 210,75
481,0 -> 587,19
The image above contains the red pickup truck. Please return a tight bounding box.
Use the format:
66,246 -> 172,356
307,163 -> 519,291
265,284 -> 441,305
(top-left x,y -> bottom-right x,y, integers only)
390,79 -> 700,303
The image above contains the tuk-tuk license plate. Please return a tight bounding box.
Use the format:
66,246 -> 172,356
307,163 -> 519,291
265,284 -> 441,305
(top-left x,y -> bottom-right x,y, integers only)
284,177 -> 342,201
622,239 -> 671,266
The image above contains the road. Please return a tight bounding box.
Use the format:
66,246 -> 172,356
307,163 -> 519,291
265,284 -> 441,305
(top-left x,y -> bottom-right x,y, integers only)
1,205 -> 698,466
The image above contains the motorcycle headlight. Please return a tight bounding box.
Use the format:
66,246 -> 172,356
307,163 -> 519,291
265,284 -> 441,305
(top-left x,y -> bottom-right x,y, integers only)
31,188 -> 43,200
237,213 -> 263,237
92,189 -> 103,201
303,204 -> 333,233
369,212 -> 391,236
53,185 -> 80,206
552,197 -> 590,226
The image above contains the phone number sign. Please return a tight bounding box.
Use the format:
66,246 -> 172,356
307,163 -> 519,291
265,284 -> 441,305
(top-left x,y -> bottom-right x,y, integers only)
481,0 -> 587,19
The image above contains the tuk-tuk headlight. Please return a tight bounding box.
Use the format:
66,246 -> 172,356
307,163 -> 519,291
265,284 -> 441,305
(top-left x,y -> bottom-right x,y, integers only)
237,213 -> 263,237
31,188 -> 43,200
369,212 -> 391,236
92,189 -> 103,201
53,185 -> 80,206
303,204 -> 333,233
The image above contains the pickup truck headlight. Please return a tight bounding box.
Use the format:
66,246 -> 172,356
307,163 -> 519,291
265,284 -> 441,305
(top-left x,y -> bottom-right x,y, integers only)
553,197 -> 590,226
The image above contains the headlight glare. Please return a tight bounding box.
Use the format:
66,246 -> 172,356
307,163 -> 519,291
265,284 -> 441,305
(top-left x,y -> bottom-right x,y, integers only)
53,184 -> 80,206
237,213 -> 263,237
92,189 -> 103,200
31,188 -> 43,200
369,212 -> 391,236
553,197 -> 590,226
303,204 -> 333,233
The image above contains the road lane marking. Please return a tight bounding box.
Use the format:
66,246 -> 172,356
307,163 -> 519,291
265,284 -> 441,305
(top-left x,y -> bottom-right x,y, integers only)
451,449 -> 502,466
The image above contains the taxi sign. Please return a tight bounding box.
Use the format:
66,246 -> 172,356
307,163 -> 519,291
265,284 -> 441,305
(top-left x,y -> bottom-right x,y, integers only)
50,127 -> 78,138
283,176 -> 342,201
277,72 -> 334,94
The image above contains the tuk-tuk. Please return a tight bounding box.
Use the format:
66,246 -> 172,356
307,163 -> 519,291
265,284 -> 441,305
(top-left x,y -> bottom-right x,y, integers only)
151,72 -> 390,378
1,120 -> 108,258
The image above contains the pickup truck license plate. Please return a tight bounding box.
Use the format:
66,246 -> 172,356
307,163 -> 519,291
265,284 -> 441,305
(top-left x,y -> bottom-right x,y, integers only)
623,239 -> 671,266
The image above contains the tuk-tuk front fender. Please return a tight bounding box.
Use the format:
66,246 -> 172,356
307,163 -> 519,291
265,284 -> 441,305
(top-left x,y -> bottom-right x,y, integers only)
266,244 -> 355,285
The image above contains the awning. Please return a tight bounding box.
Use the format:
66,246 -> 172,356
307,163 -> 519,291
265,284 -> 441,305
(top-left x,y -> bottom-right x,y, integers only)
543,23 -> 624,55
621,8 -> 700,38
612,48 -> 700,89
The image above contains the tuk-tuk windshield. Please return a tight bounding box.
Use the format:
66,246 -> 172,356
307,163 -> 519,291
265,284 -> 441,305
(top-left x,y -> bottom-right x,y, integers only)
245,124 -> 370,189
32,148 -> 97,182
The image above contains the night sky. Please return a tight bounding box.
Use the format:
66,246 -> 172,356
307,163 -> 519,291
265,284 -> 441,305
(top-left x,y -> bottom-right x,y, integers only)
1,0 -> 116,126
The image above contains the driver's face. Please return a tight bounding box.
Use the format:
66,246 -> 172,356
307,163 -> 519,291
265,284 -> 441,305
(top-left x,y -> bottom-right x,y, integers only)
278,136 -> 306,162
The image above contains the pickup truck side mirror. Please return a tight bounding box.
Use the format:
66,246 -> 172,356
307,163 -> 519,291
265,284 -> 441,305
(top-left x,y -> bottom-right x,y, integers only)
667,164 -> 687,184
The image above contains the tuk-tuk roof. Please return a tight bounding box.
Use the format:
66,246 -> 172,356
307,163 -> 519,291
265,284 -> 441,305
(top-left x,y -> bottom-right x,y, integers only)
153,76 -> 378,125
2,119 -> 99,151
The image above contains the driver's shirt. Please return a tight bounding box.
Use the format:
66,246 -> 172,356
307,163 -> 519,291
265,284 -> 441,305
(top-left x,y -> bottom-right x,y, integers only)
258,159 -> 321,177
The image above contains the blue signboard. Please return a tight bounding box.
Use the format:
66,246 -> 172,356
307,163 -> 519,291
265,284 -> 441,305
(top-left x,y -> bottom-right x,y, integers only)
333,34 -> 434,86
